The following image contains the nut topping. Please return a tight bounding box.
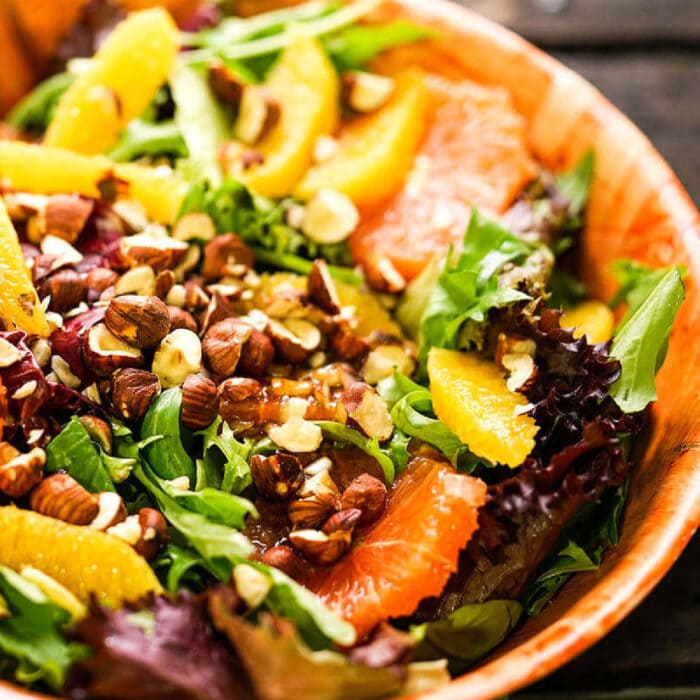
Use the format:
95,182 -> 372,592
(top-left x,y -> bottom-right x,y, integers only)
343,71 -> 395,113
341,473 -> 387,525
307,259 -> 341,314
201,234 -> 254,282
152,329 -> 203,388
288,526 -> 351,565
105,294 -> 171,349
261,545 -> 305,580
30,472 -> 99,525
79,415 -> 113,454
82,323 -> 144,377
267,416 -> 323,453
342,382 -> 394,441
0,444 -> 45,498
208,61 -> 245,106
322,507 -> 362,536
202,318 -> 253,377
362,344 -> 415,385
41,194 -> 94,243
0,338 -> 23,368
288,490 -> 339,529
237,328 -> 275,377
89,491 -> 127,531
119,228 -> 188,272
363,254 -> 406,294
181,373 -> 218,429
111,368 -> 161,420
234,85 -> 281,146
268,318 -> 321,364
108,508 -> 168,560
301,189 -> 359,244
167,305 -> 198,332
172,212 -> 216,243
40,269 -> 86,312
250,452 -> 304,500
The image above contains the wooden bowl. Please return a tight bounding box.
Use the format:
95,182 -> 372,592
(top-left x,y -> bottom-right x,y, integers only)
1,1 -> 698,698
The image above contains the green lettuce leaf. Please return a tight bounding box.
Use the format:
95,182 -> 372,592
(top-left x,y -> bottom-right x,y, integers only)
554,148 -> 595,221
608,266 -> 684,413
0,566 -> 88,690
45,417 -> 115,493
107,118 -> 186,162
7,73 -> 74,132
411,600 -> 522,672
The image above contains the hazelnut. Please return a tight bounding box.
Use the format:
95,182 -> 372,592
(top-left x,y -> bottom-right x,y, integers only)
502,353 -> 537,393
238,328 -> 275,377
181,373 -> 218,429
40,234 -> 83,268
40,269 -> 86,312
234,85 -> 281,145
299,468 -> 340,498
250,452 -> 304,500
29,472 -> 99,525
0,338 -> 23,368
201,234 -> 254,282
307,259 -> 341,314
362,344 -> 415,385
172,212 -> 216,243
267,416 -> 323,453
330,329 -> 369,361
111,198 -> 148,232
202,318 -> 253,377
173,245 -> 201,282
184,279 -> 210,311
108,508 -> 168,560
343,71 -> 395,113
154,269 -> 176,299
208,61 -> 245,106
218,376 -> 262,403
86,267 -> 118,294
363,254 -> 406,294
111,368 -> 161,420
322,507 -> 362,536
268,318 -> 321,364
78,415 -> 113,454
89,491 -> 127,531
232,564 -> 272,609
167,306 -> 198,332
119,227 -> 188,272
0,445 -> 45,498
104,294 -> 171,350
341,473 -> 387,525
288,490 -> 339,529
114,265 -> 156,296
42,194 -> 94,243
288,527 -> 350,565
198,290 -> 238,334
166,284 -> 187,308
261,545 -> 305,580
301,189 -> 359,244
82,323 -> 144,378
342,382 -> 394,441
152,329 -> 203,388
494,333 -> 536,367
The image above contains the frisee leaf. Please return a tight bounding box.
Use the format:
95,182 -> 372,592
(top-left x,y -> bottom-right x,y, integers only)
608,266 -> 684,413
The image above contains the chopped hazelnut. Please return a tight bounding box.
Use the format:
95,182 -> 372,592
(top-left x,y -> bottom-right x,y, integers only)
301,189 -> 359,244
111,368 -> 161,420
152,329 -> 203,388
181,373 -> 218,429
105,294 -> 171,349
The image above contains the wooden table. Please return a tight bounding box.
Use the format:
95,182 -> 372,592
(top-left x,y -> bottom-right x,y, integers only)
458,0 -> 700,695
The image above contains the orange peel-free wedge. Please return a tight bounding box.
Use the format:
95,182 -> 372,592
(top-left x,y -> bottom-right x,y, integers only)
0,506 -> 163,606
560,300 -> 615,344
0,142 -> 188,224
428,348 -> 538,467
45,7 -> 178,154
0,198 -> 48,337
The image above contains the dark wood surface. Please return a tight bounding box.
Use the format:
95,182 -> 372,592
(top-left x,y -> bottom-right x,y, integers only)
457,0 -> 699,695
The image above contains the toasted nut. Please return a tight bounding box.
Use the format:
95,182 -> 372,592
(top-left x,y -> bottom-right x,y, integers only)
323,507 -> 362,536
0,338 -> 24,368
40,234 -> 83,268
235,85 -> 281,145
106,514 -> 142,544
208,61 -> 245,106
167,306 -> 198,333
263,289 -> 307,319
166,284 -> 187,308
233,564 -> 272,608
299,468 -> 340,498
86,267 -> 119,294
154,269 -> 176,299
301,189 -> 359,244
198,290 -> 238,334
261,545 -> 305,580
219,376 -> 263,403
82,323 -> 144,378
49,355 -> 81,389
135,508 -> 168,560
0,445 -> 44,498
79,415 -> 113,454
152,329 -> 203,388
288,491 -> 339,529
268,318 -> 321,364
40,269 -> 86,312
238,329 -> 275,377
312,135 -> 339,164
289,528 -> 349,565
181,373 -> 218,429
89,491 -> 127,531
341,473 -> 387,525
30,338 -> 52,368
105,295 -> 171,349
111,368 -> 161,420
502,353 -> 537,393
119,228 -> 188,272
201,234 -> 254,282
115,265 -> 156,296
30,473 -> 99,525
494,333 -> 536,369
42,194 -> 94,243
172,212 -> 216,243
330,329 -> 369,361
267,416 -> 323,453
111,198 -> 148,232
364,254 -> 406,293
307,259 -> 341,314
173,245 -> 201,283
342,382 -> 394,441
250,452 -> 304,500
343,71 -> 395,113
362,345 -> 415,385
184,279 -> 210,310
202,318 -> 253,377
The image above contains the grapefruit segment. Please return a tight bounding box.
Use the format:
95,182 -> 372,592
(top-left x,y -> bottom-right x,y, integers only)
307,456 -> 486,639
350,75 -> 537,280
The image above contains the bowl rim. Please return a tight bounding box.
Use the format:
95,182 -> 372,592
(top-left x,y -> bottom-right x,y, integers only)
0,2 -> 699,700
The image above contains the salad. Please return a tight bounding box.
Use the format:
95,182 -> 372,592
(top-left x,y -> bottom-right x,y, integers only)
0,1 -> 686,698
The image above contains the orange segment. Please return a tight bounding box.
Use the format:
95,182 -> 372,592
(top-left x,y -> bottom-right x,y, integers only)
428,348 -> 538,467
307,456 -> 486,639
0,198 -> 48,336
560,300 -> 615,343
0,506 -> 162,606
350,75 -> 537,280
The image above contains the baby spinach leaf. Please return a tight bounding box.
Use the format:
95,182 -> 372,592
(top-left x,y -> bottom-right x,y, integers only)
609,266 -> 684,413
0,566 -> 88,690
45,417 -> 115,493
107,118 -> 186,162
7,72 -> 74,132
141,388 -> 196,483
411,599 -> 522,672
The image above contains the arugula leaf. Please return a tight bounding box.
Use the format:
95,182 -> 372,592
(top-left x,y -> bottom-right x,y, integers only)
170,62 -> 230,185
0,566 -> 88,690
554,148 -> 595,220
608,266 -> 684,413
141,388 -> 196,483
315,421 -> 396,483
7,73 -> 74,132
107,118 -> 186,162
196,416 -> 254,493
411,600 -> 522,672
45,417 -> 115,493
416,209 -> 534,371
323,21 -> 431,71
